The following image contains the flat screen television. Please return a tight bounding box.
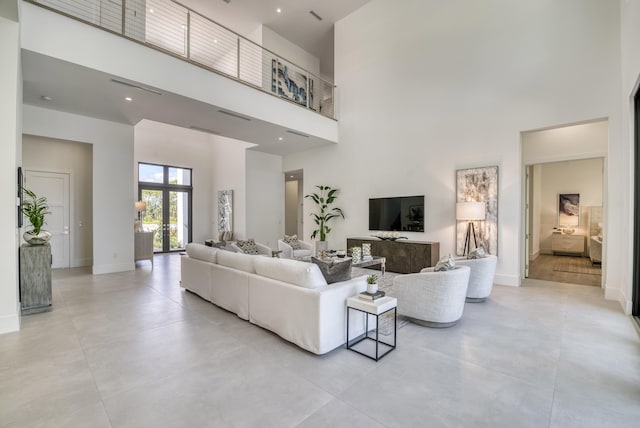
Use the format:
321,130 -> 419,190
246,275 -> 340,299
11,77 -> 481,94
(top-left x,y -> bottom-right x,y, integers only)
369,195 -> 424,232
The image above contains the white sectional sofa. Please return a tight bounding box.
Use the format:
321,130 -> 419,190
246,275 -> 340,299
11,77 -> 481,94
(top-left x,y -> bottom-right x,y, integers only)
180,243 -> 367,354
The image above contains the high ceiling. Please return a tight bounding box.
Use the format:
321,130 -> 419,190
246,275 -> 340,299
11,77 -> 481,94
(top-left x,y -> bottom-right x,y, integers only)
183,0 -> 371,79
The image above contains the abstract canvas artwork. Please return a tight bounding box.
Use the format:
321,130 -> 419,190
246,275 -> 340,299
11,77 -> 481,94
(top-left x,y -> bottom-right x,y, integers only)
456,166 -> 499,256
558,193 -> 580,227
217,190 -> 233,234
271,59 -> 309,106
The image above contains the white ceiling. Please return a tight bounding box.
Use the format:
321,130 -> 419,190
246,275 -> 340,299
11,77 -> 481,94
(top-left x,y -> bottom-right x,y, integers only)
183,0 -> 371,79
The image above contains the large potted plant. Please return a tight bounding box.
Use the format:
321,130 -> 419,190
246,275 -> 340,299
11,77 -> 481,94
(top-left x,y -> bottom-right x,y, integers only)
21,188 -> 51,245
305,185 -> 344,252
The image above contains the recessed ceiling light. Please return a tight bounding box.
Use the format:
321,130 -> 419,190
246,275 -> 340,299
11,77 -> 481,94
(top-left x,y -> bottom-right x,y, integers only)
276,8 -> 282,13
214,39 -> 218,43
290,175 -> 294,178
278,137 -> 283,141
40,95 -> 52,101
149,8 -> 154,13
125,97 -> 133,102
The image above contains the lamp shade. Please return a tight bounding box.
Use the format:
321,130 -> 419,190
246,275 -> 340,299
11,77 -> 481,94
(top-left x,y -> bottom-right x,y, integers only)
456,201 -> 486,221
135,201 -> 147,212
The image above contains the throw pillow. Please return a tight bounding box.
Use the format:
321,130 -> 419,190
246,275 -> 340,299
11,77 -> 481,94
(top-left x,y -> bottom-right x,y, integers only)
236,238 -> 259,255
284,234 -> 302,250
467,246 -> 486,259
311,257 -> 352,284
434,254 -> 456,272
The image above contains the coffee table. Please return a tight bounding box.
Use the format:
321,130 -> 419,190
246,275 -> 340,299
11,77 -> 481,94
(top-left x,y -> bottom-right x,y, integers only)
351,256 -> 386,276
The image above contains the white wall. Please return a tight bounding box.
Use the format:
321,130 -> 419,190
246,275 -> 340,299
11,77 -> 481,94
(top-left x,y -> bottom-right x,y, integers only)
22,135 -> 93,267
134,120 -> 214,245
246,150 -> 284,249
537,158 -> 603,253
23,105 -> 135,275
210,137 -> 255,241
619,0 -> 640,312
262,27 -> 320,75
522,120 -> 608,164
0,7 -> 21,334
285,180 -> 298,236
284,0 -> 622,288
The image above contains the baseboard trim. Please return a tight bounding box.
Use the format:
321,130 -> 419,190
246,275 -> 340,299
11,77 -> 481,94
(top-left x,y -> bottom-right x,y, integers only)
92,262 -> 135,275
0,311 -> 20,334
604,286 -> 632,314
71,258 -> 92,268
494,273 -> 520,287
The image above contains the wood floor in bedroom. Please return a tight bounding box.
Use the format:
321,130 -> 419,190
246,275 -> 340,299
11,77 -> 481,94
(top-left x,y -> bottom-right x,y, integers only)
528,254 -> 602,287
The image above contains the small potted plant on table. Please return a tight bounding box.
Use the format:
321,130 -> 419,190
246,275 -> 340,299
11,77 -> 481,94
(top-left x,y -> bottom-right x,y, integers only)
367,274 -> 378,294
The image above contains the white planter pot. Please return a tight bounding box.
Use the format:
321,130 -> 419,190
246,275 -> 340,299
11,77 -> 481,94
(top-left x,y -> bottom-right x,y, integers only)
23,230 -> 51,245
316,240 -> 328,254
367,283 -> 378,294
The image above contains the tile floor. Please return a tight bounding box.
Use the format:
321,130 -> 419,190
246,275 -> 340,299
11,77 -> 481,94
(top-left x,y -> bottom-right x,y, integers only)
1,254 -> 639,427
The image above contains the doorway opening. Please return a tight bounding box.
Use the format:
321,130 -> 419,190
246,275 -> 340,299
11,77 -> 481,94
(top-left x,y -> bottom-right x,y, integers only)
521,120 -> 607,288
138,162 -> 192,253
284,169 -> 303,238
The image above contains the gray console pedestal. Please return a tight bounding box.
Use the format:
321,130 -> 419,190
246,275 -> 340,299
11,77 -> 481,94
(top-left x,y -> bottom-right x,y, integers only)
20,243 -> 52,314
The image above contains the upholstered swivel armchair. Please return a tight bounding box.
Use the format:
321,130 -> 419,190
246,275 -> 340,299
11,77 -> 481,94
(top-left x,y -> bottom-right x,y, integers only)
455,255 -> 497,302
394,266 -> 470,327
277,239 -> 313,260
231,240 -> 272,256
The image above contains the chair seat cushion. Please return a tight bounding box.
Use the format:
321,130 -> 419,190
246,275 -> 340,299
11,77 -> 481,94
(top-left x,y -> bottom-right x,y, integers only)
292,249 -> 312,258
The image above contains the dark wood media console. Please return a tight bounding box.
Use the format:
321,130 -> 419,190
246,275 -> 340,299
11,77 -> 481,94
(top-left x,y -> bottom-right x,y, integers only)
346,238 -> 440,274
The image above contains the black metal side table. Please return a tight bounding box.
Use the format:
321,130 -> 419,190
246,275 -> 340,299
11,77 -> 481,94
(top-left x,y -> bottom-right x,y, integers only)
346,295 -> 397,361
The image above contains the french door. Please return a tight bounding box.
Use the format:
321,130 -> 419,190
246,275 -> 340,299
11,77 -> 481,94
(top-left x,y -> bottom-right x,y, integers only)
138,163 -> 192,253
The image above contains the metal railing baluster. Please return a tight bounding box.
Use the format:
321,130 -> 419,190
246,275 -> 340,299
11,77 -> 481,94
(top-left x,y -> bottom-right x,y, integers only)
27,0 -> 336,119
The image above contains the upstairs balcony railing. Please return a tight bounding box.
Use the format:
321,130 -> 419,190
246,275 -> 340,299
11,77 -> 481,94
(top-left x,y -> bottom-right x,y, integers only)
28,0 -> 336,119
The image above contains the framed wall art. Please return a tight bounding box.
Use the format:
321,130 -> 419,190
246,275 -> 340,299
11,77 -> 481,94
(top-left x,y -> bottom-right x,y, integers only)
271,59 -> 310,107
217,190 -> 233,235
558,193 -> 580,227
456,166 -> 499,256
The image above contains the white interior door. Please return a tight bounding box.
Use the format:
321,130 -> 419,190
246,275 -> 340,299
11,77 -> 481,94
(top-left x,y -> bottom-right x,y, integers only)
24,170 -> 70,269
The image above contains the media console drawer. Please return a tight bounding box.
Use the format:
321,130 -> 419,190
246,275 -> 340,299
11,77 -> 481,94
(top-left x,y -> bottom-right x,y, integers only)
551,234 -> 584,255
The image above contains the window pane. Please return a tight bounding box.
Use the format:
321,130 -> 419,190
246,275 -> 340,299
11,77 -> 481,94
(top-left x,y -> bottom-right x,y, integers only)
139,163 -> 164,183
168,167 -> 191,185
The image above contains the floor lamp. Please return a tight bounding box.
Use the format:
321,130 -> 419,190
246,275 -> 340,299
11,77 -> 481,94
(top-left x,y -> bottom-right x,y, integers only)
134,201 -> 146,232
456,201 -> 486,256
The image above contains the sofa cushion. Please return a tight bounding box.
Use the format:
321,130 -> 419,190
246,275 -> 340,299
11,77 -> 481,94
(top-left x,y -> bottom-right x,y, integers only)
434,254 -> 456,272
235,239 -> 259,255
311,257 -> 352,284
283,234 -> 302,250
253,257 -> 327,289
217,250 -> 256,273
185,243 -> 218,263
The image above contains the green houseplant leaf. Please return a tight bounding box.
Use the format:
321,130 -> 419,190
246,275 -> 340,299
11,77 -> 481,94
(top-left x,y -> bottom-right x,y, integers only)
21,187 -> 50,235
305,185 -> 344,242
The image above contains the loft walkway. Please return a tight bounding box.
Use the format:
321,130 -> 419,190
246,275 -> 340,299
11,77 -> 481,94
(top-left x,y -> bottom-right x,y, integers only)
27,0 -> 335,119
